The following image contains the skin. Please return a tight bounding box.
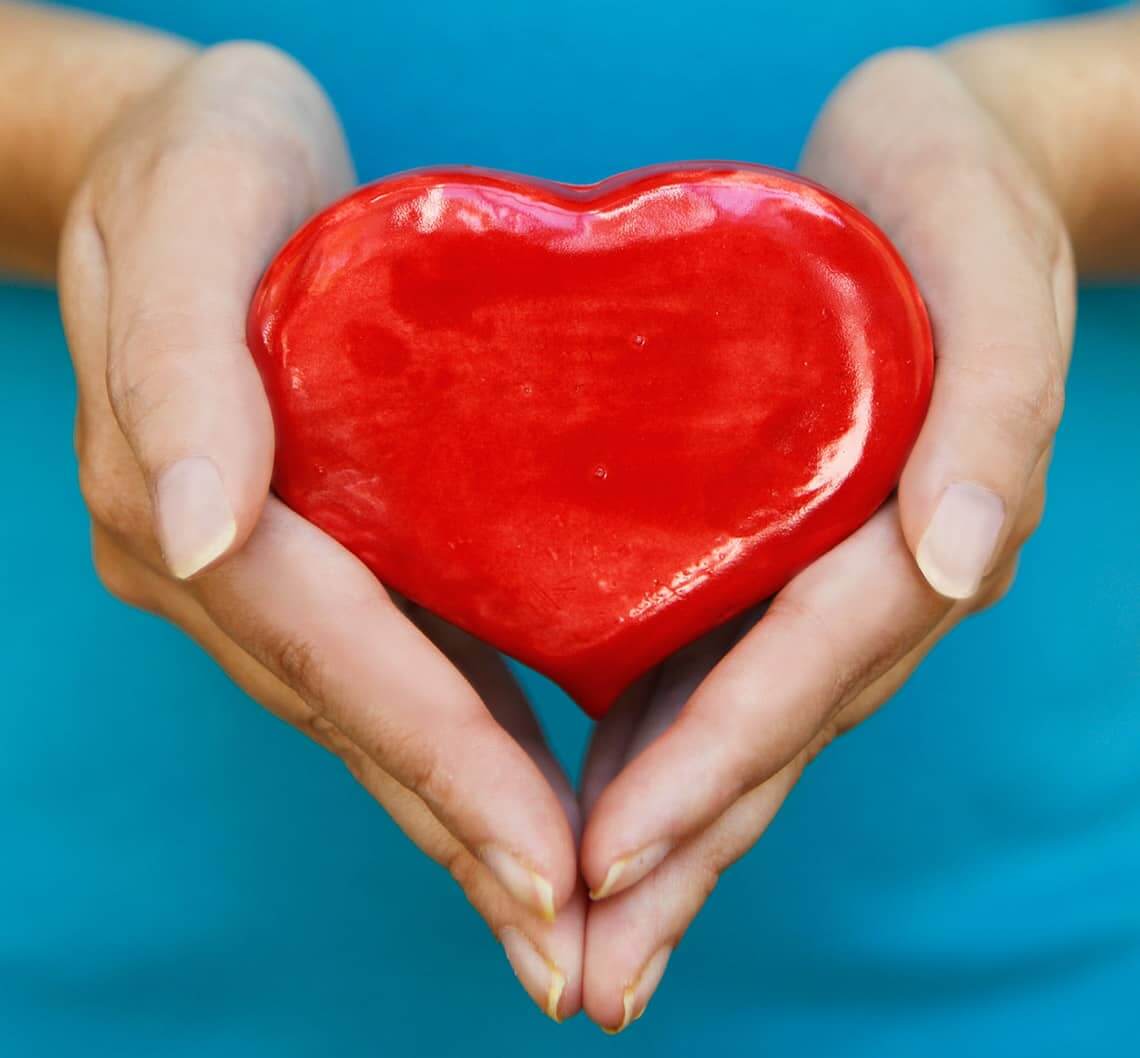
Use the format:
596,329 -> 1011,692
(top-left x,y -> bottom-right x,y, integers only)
2,0 -> 1138,1031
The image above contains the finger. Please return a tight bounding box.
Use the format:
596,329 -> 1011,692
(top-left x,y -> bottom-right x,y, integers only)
579,674 -> 654,821
624,617 -> 746,764
583,621 -> 740,901
95,168 -> 287,579
93,526 -> 568,775
92,50 -> 352,580
892,164 -> 1070,600
582,760 -> 800,1033
580,502 -> 950,901
92,531 -> 586,1020
60,190 -> 159,554
582,556 -> 1018,1033
579,610 -> 761,829
411,608 -> 583,841
831,556 -> 1018,738
188,499 -> 578,919
353,759 -> 587,1023
801,49 -> 1074,600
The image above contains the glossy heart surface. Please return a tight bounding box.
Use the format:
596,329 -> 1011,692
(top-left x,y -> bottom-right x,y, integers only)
248,164 -> 933,717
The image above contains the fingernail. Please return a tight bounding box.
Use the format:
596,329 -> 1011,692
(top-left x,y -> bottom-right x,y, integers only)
603,946 -> 672,1034
590,840 -> 672,901
916,482 -> 1005,600
155,457 -> 236,579
499,927 -> 566,1023
480,846 -> 556,922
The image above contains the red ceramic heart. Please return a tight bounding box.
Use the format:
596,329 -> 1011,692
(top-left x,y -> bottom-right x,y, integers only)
247,163 -> 933,718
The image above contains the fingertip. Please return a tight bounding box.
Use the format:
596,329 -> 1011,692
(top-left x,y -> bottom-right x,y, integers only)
578,723 -> 730,905
155,456 -> 239,578
588,840 -> 673,902
109,339 -> 276,580
478,825 -> 582,922
608,945 -> 672,1034
499,926 -> 568,1023
911,480 -> 1006,600
496,885 -> 587,1024
583,894 -> 675,1033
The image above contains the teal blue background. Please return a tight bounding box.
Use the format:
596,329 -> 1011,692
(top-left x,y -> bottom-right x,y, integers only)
2,1 -> 1138,1054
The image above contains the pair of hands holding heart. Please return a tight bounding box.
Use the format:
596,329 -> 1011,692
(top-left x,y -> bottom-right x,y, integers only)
61,42 -> 1072,1029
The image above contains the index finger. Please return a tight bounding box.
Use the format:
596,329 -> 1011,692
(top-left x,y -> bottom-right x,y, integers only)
580,503 -> 951,900
193,498 -> 579,921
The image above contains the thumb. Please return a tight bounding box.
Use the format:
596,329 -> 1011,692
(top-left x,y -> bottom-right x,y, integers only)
895,175 -> 1074,600
798,49 -> 1076,602
90,43 -> 354,581
98,146 -> 309,579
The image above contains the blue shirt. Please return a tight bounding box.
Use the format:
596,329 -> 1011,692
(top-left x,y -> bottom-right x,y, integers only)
2,2 -> 1137,1055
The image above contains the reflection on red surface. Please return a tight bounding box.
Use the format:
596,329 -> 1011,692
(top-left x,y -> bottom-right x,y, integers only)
249,164 -> 933,717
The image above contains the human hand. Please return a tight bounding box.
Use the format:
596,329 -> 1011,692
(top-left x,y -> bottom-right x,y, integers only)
576,47 -> 1075,1032
59,42 -> 585,1020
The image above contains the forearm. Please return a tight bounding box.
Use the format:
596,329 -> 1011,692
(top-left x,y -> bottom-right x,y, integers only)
944,7 -> 1140,277
0,2 -> 193,278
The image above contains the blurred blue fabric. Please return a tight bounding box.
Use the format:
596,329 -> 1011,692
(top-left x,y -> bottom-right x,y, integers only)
2,1 -> 1137,1054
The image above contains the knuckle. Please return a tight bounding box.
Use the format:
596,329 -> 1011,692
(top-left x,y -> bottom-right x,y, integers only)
943,355 -> 1066,451
446,847 -> 483,894
77,442 -> 143,537
104,306 -> 203,438
1015,366 -> 1065,444
389,734 -> 453,811
77,454 -> 121,531
90,532 -> 153,610
268,633 -> 329,705
764,594 -> 860,707
981,355 -> 1067,441
106,357 -> 182,443
306,712 -> 359,761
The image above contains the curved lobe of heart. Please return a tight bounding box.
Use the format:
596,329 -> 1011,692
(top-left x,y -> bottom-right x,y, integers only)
248,164 -> 934,718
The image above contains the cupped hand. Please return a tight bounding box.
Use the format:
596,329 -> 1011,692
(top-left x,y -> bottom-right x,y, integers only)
577,47 -> 1075,1032
60,42 -> 583,1021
